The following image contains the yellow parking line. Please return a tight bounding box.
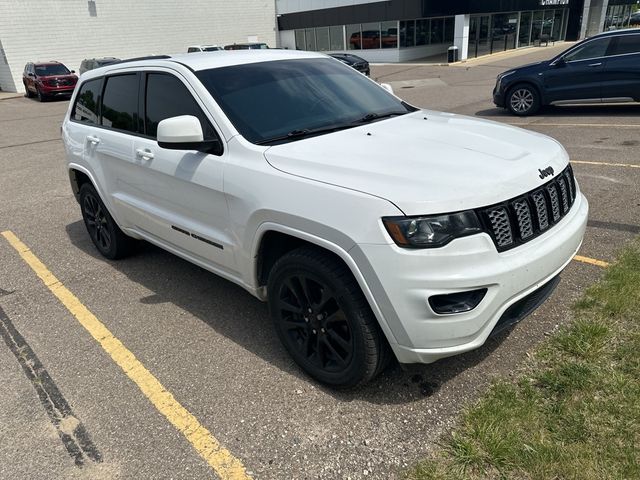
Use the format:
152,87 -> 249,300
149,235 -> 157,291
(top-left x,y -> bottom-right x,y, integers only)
1,230 -> 251,480
573,255 -> 610,268
571,160 -> 640,169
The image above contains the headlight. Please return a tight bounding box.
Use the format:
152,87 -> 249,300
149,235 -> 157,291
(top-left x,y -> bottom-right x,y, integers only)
382,211 -> 482,248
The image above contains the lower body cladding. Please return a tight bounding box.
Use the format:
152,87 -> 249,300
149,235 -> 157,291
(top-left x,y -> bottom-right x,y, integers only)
355,192 -> 589,364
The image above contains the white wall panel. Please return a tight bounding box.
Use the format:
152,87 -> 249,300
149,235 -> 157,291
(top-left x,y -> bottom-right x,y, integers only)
0,0 -> 277,92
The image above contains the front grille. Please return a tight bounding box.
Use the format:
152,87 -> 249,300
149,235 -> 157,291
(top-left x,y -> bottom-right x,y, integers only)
479,165 -> 577,252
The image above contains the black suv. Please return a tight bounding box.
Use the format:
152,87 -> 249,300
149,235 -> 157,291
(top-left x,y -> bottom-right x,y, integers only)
328,53 -> 370,76
494,29 -> 640,115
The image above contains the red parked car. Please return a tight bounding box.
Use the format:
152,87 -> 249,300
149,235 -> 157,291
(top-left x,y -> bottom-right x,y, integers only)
23,61 -> 78,101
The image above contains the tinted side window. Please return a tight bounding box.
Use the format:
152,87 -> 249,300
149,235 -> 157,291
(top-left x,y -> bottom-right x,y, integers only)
73,79 -> 102,124
145,73 -> 217,140
564,38 -> 611,62
101,74 -> 139,133
611,35 -> 640,56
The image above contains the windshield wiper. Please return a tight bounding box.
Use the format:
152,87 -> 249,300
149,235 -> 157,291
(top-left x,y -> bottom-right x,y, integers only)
352,111 -> 409,125
255,123 -> 356,146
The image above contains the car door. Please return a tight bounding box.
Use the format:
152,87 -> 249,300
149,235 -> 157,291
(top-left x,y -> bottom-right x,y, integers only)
25,64 -> 35,92
601,33 -> 640,101
543,36 -> 612,103
127,70 -> 236,273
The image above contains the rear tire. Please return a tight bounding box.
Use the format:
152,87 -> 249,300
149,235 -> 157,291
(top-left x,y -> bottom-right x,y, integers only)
507,84 -> 540,116
79,183 -> 135,260
267,247 -> 390,388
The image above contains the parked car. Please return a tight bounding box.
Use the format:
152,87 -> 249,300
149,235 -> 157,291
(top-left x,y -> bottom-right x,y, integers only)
630,12 -> 640,26
23,61 -> 78,101
328,53 -> 370,75
187,45 -> 223,53
79,57 -> 120,75
494,28 -> 640,115
224,43 -> 269,50
62,50 -> 587,387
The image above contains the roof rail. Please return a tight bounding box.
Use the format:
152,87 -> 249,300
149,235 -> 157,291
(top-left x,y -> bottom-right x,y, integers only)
112,55 -> 172,65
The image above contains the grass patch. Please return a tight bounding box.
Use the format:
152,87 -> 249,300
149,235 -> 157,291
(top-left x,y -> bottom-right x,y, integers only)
407,239 -> 640,480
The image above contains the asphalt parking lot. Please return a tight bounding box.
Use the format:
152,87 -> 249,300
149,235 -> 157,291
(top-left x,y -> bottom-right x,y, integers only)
1,43 -> 639,479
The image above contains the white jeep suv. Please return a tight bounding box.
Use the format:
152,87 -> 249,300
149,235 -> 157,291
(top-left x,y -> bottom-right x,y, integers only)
62,50 -> 588,387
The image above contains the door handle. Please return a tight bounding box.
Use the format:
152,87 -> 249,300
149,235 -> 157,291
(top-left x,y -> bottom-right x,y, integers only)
135,148 -> 154,160
588,62 -> 602,67
86,135 -> 100,145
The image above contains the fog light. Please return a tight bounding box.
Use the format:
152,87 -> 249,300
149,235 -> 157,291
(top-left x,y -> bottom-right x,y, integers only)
429,288 -> 487,314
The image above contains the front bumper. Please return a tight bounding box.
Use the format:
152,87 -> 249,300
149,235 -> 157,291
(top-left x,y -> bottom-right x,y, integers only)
493,84 -> 506,108
40,84 -> 75,96
356,191 -> 588,364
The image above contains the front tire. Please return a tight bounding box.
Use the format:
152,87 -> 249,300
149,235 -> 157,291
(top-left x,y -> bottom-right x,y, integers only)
267,247 -> 389,388
507,84 -> 540,116
36,86 -> 46,102
79,183 -> 134,260
24,83 -> 35,98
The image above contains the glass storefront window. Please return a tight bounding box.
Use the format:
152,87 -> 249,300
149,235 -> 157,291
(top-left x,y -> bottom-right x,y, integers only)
361,22 -> 381,49
542,10 -> 554,38
346,24 -> 361,49
315,27 -> 330,51
552,10 -> 563,40
519,11 -> 533,47
304,28 -> 316,51
430,18 -> 444,44
532,11 -> 544,43
381,21 -> 398,48
295,29 -> 305,50
444,17 -> 455,44
400,20 -> 415,47
416,19 -> 429,45
329,25 -> 344,50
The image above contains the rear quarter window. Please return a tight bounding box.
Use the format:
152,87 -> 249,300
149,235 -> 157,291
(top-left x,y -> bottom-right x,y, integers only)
611,34 -> 640,56
72,78 -> 102,125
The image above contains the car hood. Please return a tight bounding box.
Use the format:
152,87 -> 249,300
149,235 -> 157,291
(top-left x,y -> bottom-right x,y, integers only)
264,110 -> 569,215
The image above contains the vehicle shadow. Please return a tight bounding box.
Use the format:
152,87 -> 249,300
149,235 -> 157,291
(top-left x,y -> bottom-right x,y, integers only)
475,103 -> 640,119
66,220 -> 516,405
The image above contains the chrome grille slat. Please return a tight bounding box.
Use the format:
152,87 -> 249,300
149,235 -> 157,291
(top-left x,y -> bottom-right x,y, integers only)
481,165 -> 576,251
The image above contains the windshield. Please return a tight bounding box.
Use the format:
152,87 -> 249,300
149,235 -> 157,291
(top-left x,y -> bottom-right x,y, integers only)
203,47 -> 221,51
196,58 -> 412,145
35,64 -> 70,76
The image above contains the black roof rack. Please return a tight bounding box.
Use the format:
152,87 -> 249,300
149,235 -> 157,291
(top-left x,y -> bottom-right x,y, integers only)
111,55 -> 172,66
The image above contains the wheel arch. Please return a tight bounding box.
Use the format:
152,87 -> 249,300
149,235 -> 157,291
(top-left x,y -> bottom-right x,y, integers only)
251,223 -> 400,347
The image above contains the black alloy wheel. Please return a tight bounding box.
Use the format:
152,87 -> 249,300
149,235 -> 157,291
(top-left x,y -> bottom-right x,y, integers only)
79,183 -> 134,260
507,84 -> 540,116
268,247 -> 389,387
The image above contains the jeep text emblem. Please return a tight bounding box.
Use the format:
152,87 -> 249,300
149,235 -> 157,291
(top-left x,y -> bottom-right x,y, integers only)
538,166 -> 554,179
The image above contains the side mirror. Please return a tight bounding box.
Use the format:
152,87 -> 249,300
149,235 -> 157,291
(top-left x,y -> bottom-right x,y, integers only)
380,83 -> 394,94
553,57 -> 566,68
71,70 -> 76,73
157,115 -> 221,154
28,72 -> 35,77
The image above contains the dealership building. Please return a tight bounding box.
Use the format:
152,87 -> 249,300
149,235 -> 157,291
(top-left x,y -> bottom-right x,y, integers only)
277,0 -> 638,61
0,0 -> 637,93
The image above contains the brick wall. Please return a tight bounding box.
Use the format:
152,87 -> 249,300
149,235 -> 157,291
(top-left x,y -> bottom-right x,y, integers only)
0,0 -> 277,92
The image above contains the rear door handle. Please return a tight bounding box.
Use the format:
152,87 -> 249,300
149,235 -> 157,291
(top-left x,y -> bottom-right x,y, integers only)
588,62 -> 602,67
136,148 -> 154,160
86,135 -> 100,145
